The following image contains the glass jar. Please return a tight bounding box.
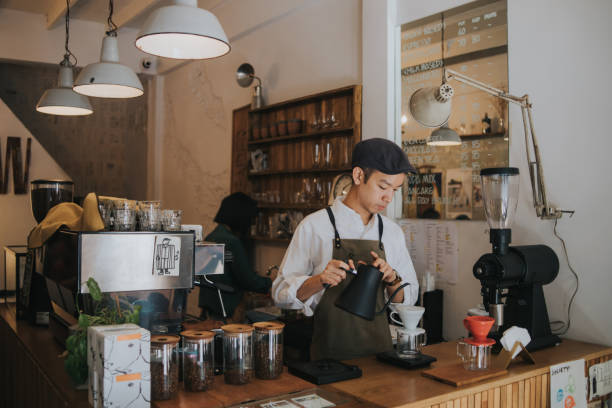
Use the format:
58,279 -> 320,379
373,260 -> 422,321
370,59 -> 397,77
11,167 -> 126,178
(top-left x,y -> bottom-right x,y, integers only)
457,339 -> 494,370
253,321 -> 285,379
221,324 -> 254,385
151,335 -> 180,400
181,330 -> 215,392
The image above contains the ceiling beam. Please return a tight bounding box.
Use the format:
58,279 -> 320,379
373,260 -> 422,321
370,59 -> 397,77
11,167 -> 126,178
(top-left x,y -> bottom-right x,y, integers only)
46,0 -> 82,29
113,0 -> 158,29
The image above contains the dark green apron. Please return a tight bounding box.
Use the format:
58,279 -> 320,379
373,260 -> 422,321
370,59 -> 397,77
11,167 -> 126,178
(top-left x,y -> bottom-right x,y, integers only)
310,208 -> 393,361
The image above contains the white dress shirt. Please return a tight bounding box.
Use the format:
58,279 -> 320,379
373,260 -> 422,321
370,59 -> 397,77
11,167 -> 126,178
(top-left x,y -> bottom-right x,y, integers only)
271,197 -> 419,316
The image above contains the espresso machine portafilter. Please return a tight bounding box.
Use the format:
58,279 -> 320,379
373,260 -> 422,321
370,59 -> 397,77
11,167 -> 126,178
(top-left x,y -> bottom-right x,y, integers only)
473,168 -> 561,352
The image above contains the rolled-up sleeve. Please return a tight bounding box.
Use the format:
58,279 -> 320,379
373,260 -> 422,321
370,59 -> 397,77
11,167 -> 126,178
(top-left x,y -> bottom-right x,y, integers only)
271,221 -> 323,316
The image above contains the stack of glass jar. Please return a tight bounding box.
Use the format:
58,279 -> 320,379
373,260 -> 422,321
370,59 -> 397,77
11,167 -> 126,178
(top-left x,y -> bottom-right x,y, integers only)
97,197 -> 183,232
150,335 -> 180,401
253,321 -> 285,379
181,330 -> 215,392
221,324 -> 254,385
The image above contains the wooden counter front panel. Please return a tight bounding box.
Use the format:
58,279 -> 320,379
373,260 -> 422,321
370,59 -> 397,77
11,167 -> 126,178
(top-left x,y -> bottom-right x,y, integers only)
0,310 -> 70,408
425,373 -> 549,408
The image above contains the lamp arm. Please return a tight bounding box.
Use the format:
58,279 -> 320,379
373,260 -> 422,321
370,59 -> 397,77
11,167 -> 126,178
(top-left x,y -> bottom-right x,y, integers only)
445,69 -> 525,106
251,74 -> 262,87
444,68 -> 572,219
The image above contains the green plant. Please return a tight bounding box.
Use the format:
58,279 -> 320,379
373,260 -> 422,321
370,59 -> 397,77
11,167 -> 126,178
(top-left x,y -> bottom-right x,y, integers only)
64,278 -> 142,385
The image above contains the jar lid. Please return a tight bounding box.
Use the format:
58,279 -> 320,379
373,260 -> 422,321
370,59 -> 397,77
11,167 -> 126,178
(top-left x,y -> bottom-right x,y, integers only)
221,324 -> 254,334
151,334 -> 180,344
253,321 -> 285,332
181,330 -> 215,340
464,337 -> 496,346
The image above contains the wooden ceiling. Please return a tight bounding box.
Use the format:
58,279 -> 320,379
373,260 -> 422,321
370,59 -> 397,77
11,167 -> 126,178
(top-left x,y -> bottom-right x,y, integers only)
0,0 -> 226,30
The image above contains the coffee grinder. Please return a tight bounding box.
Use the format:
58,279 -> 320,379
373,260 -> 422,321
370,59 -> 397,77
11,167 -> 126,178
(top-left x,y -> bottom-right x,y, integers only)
473,168 -> 560,352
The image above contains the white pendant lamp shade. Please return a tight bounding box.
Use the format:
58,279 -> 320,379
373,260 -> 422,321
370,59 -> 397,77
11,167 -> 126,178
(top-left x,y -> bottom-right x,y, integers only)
427,126 -> 462,146
136,0 -> 230,60
409,83 -> 454,128
37,66 -> 93,116
74,36 -> 143,98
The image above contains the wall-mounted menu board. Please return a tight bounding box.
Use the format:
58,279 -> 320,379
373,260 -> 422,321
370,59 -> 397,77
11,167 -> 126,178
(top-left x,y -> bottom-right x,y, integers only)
400,0 -> 509,221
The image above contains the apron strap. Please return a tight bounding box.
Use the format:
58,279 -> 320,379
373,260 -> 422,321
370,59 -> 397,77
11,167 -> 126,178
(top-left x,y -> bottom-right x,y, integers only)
377,214 -> 384,251
325,207 -> 342,249
327,208 -> 385,251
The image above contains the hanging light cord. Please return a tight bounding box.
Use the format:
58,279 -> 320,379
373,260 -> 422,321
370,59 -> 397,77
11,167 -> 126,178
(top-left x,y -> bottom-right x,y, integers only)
61,0 -> 77,67
549,217 -> 579,336
106,0 -> 118,37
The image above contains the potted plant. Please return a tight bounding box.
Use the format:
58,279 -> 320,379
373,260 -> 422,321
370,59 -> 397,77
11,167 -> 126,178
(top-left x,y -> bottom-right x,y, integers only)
64,278 -> 142,386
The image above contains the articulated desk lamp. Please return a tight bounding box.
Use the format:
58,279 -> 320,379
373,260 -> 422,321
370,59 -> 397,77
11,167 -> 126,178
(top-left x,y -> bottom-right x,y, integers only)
409,69 -> 574,351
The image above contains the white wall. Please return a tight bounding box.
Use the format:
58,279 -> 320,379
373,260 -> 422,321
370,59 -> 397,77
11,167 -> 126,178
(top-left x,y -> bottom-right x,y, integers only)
0,8 -> 146,72
365,0 -> 612,345
157,0 -> 362,315
0,98 -> 69,281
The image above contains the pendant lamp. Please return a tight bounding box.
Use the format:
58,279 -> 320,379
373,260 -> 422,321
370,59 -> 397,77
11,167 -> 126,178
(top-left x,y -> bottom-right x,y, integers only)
74,0 -> 143,98
36,0 -> 93,116
427,125 -> 462,146
136,0 -> 230,60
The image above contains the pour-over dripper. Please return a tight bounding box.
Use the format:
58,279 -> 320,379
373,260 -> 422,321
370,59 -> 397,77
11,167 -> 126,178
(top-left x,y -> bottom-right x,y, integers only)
389,304 -> 425,330
463,316 -> 495,342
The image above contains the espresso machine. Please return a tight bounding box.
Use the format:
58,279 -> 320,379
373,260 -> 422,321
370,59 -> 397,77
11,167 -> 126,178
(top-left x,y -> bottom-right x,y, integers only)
473,168 -> 560,352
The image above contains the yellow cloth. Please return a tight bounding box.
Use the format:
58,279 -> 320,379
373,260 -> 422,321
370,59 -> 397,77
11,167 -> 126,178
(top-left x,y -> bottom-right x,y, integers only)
28,192 -> 105,248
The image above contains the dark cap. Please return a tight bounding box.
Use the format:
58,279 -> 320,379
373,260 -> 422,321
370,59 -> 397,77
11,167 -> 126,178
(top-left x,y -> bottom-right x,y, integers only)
214,192 -> 258,235
351,138 -> 416,175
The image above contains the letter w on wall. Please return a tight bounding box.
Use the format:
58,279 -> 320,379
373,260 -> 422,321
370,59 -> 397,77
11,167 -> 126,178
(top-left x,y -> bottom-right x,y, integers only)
1,137 -> 32,194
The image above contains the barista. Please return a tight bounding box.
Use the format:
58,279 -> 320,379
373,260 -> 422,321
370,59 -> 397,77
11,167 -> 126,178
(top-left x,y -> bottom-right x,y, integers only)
199,192 -> 273,320
272,138 -> 419,360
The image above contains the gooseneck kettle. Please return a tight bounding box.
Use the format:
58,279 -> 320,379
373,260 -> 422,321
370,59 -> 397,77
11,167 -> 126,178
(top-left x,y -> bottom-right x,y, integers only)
335,264 -> 411,320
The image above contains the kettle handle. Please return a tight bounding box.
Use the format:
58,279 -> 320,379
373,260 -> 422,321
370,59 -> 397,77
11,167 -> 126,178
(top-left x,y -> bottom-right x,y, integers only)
376,282 -> 411,315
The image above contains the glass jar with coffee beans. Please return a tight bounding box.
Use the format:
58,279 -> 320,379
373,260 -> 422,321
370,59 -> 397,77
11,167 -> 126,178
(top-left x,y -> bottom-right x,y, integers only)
221,324 -> 254,385
151,335 -> 180,401
253,321 -> 285,380
180,330 -> 215,392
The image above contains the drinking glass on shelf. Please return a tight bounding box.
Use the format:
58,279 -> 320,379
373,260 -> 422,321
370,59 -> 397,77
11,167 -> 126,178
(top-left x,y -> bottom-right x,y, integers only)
312,142 -> 321,168
301,177 -> 313,204
323,141 -> 333,168
337,136 -> 350,167
324,179 -> 333,205
310,117 -> 321,131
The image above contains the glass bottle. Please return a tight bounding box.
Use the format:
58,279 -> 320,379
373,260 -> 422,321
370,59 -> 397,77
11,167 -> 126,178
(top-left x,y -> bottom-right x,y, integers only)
181,330 -> 215,392
151,335 -> 180,401
221,324 -> 254,385
253,321 -> 285,380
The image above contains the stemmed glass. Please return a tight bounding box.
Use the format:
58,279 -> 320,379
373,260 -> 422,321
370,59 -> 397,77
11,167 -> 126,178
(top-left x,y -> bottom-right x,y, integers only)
323,141 -> 333,168
312,142 -> 321,168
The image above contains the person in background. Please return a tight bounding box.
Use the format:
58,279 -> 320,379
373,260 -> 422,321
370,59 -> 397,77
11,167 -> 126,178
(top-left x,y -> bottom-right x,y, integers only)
272,138 -> 419,361
199,192 -> 273,320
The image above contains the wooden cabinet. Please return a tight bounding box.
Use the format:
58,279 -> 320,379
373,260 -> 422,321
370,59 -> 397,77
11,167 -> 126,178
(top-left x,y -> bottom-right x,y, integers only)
231,85 -> 362,242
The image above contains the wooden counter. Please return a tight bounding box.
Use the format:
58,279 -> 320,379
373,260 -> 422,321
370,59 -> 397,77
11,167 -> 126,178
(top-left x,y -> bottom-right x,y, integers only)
326,340 -> 612,408
2,303 -> 611,408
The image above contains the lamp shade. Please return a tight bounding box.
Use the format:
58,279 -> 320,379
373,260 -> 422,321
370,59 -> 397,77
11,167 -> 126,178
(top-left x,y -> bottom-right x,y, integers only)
135,0 -> 230,60
37,66 -> 93,116
409,83 -> 454,128
74,36 -> 143,98
427,125 -> 461,146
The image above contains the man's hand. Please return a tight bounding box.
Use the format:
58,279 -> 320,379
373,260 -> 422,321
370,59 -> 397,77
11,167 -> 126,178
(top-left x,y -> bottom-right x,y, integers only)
370,251 -> 396,283
318,259 -> 352,288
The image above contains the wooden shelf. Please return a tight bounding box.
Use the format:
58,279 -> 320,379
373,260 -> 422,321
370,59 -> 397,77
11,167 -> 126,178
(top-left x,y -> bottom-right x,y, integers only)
251,235 -> 291,243
248,167 -> 351,177
248,127 -> 353,146
248,85 -> 355,114
257,203 -> 324,210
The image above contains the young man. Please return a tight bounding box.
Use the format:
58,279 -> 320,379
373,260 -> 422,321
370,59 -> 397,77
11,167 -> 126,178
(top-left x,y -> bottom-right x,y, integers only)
272,138 -> 419,360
